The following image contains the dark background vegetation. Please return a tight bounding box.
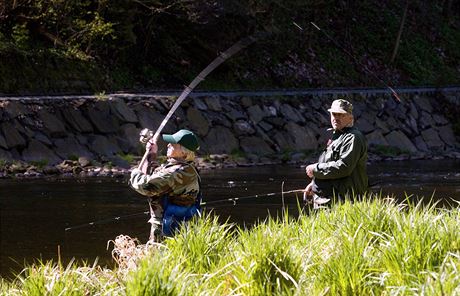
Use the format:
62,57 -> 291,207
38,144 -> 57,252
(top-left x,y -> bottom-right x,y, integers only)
1,0 -> 459,95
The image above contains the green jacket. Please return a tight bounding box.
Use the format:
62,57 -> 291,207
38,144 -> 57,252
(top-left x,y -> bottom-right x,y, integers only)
130,158 -> 200,206
312,126 -> 368,197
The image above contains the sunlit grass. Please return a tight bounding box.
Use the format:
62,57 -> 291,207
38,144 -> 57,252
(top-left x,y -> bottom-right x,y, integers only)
2,193 -> 460,295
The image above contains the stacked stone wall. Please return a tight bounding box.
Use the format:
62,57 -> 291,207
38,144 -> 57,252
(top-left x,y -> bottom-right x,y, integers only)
0,90 -> 459,174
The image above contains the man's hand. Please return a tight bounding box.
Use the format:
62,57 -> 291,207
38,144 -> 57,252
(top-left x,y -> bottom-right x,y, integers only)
303,182 -> 314,203
146,139 -> 158,155
305,164 -> 316,178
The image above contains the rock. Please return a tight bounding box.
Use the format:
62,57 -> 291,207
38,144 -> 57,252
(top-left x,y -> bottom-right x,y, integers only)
437,125 -> 457,146
37,109 -> 67,137
247,105 -> 265,124
257,120 -> 273,132
109,99 -> 138,123
234,120 -> 255,136
192,98 -> 208,110
264,117 -> 286,128
88,135 -> 122,156
413,136 -> 429,152
135,106 -> 176,134
61,107 -> 94,133
203,126 -> 239,154
239,136 -> 274,155
78,156 -> 92,167
279,103 -> 305,123
204,96 -> 222,111
0,133 -> 7,149
240,97 -> 253,108
273,131 -> 295,151
366,130 -> 389,146
284,122 -> 318,150
421,128 -> 444,149
419,111 -> 436,130
187,107 -> 209,136
224,107 -> 246,121
384,130 -> 418,153
1,121 -> 27,149
415,95 -> 433,113
86,101 -> 119,133
263,105 -> 277,117
54,136 -> 94,159
355,116 -> 374,134
21,139 -> 62,165
0,148 -> 12,159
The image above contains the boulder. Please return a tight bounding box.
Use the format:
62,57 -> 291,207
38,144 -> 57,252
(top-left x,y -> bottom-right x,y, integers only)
61,107 -> 94,133
234,120 -> 255,136
366,130 -> 389,146
204,96 -> 222,111
437,125 -> 457,146
247,105 -> 265,124
415,95 -> 433,113
54,136 -> 94,159
37,109 -> 67,137
187,107 -> 209,136
421,128 -> 444,149
239,136 -> 274,155
109,99 -> 138,123
86,101 -> 119,134
279,103 -> 305,123
284,122 -> 318,150
21,139 -> 62,165
203,126 -> 239,154
87,135 -> 122,156
384,130 -> 418,153
1,121 -> 26,149
135,106 -> 176,134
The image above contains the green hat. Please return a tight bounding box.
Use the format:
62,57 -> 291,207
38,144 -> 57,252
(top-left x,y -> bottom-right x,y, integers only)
327,99 -> 353,114
162,129 -> 200,151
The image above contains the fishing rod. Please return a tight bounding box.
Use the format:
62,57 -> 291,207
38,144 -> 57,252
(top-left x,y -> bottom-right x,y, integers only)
137,32 -> 266,169
64,188 -> 308,231
293,21 -> 401,102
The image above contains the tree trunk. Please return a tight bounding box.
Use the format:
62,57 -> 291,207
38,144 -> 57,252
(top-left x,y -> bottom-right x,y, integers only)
390,0 -> 410,64
442,0 -> 453,22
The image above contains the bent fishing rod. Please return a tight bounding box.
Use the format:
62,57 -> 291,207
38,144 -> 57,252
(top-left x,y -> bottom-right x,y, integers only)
64,188 -> 307,231
293,21 -> 401,102
65,33 -> 268,233
137,32 -> 266,169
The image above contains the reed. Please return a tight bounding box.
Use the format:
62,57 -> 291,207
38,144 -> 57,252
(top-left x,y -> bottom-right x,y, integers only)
0,259 -> 124,296
2,193 -> 460,295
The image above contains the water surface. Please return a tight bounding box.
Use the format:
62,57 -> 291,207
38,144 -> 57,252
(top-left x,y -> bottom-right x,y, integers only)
1,160 -> 459,278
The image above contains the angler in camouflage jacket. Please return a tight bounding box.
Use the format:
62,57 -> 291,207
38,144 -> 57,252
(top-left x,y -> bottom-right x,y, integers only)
130,129 -> 201,241
305,99 -> 368,201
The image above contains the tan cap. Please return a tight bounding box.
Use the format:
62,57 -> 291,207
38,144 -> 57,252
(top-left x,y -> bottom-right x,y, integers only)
327,99 -> 353,114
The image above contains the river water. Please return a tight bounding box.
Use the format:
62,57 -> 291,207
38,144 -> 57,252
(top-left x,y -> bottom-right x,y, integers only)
1,160 -> 459,278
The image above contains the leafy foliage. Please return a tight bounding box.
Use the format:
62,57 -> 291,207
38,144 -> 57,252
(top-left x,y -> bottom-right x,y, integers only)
0,1 -> 459,93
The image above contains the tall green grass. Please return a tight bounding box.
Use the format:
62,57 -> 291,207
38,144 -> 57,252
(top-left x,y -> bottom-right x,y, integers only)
2,194 -> 460,295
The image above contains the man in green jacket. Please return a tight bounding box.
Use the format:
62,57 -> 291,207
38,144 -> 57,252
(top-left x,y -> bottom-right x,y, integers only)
304,99 -> 368,203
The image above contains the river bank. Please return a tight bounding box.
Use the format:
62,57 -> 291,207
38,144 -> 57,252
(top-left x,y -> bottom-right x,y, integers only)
1,149 -> 460,179
0,88 -> 459,179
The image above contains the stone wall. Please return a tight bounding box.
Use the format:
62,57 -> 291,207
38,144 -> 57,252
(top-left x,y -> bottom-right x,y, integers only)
0,90 -> 459,172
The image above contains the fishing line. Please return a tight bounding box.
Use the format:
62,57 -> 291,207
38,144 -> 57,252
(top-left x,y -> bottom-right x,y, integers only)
293,21 -> 401,102
64,188 -> 306,231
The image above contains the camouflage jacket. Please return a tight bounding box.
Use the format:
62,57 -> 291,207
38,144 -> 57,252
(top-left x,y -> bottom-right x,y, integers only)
312,126 -> 368,197
129,158 -> 200,206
